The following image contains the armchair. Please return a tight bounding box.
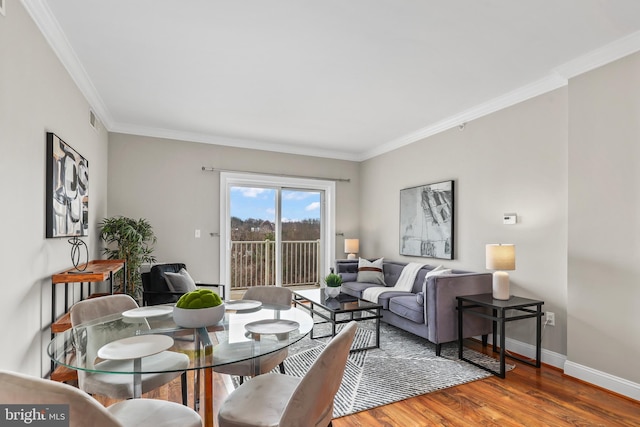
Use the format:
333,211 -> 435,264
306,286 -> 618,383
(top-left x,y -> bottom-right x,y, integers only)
141,263 -> 225,306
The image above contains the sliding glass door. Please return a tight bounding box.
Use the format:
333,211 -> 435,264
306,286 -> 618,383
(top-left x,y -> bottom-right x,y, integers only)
220,173 -> 335,296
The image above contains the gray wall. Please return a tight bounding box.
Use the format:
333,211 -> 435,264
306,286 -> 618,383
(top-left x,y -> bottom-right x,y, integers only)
0,0 -> 108,376
360,88 -> 569,357
567,52 -> 640,385
107,133 -> 360,283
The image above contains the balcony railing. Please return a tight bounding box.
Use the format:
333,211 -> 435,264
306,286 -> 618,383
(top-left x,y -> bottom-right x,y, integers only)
230,240 -> 320,289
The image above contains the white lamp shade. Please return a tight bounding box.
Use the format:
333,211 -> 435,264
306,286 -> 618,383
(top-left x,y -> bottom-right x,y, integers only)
344,239 -> 359,254
485,244 -> 515,271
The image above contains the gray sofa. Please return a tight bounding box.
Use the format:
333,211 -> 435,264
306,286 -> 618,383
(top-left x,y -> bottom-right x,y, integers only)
336,259 -> 492,355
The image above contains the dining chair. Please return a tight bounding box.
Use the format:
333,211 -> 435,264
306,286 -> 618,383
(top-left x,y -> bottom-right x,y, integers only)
69,294 -> 190,404
217,321 -> 358,427
213,286 -> 293,385
0,370 -> 202,427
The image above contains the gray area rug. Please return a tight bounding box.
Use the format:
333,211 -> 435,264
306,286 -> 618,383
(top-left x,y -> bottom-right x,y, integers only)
232,322 -> 513,418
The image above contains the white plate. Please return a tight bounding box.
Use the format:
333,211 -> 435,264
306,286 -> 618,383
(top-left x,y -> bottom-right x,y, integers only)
97,335 -> 174,360
244,319 -> 300,335
226,299 -> 263,311
122,306 -> 173,319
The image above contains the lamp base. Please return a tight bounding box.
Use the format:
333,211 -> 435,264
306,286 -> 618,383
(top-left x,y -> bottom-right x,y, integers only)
492,271 -> 510,300
347,253 -> 356,260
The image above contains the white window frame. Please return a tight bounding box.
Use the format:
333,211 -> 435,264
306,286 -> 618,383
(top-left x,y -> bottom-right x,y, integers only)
219,172 -> 336,298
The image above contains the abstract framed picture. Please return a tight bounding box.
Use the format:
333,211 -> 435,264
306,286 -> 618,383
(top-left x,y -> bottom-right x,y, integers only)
399,180 -> 454,259
46,132 -> 89,238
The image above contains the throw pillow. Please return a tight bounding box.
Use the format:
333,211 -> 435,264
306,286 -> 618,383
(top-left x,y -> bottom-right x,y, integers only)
164,268 -> 197,293
423,266 -> 452,285
416,291 -> 424,306
357,257 -> 386,286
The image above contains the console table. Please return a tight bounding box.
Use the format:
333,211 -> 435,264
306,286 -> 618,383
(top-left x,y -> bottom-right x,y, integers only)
49,259 -> 126,378
456,293 -> 544,378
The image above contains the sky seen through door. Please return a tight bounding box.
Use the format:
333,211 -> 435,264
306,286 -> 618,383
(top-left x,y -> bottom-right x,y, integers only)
231,187 -> 320,222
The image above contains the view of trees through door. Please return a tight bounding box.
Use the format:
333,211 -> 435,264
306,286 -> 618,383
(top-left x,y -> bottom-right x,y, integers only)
229,186 -> 321,290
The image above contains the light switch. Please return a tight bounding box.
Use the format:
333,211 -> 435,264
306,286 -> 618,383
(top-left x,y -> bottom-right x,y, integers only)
195,229 -> 201,238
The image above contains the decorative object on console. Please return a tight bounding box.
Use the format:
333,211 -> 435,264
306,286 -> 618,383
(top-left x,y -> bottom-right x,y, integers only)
68,236 -> 89,271
400,180 -> 454,260
323,272 -> 343,298
485,244 -> 515,300
344,239 -> 359,259
46,132 -> 89,238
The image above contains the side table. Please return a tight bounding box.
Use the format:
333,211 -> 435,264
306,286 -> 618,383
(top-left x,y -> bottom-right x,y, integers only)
456,293 -> 544,378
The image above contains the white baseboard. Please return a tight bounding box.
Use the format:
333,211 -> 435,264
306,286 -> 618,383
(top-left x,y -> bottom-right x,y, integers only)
484,334 -> 566,369
564,360 -> 640,401
486,334 -> 640,401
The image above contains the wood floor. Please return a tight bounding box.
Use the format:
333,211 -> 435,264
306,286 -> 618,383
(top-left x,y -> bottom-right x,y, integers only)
94,338 -> 640,427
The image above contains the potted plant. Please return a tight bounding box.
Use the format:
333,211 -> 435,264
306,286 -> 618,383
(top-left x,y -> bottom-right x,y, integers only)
99,216 -> 157,301
323,272 -> 343,298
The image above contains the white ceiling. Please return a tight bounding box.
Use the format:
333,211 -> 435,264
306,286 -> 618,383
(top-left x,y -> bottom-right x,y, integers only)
24,0 -> 640,160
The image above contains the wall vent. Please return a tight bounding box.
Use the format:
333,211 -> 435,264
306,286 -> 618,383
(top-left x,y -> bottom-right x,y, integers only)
89,110 -> 98,130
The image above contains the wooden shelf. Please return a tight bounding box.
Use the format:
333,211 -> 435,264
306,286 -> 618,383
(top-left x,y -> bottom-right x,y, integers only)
49,259 -> 126,381
52,259 -> 126,285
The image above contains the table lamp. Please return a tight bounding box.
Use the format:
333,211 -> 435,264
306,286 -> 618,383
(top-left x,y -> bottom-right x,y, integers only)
485,244 -> 515,300
344,239 -> 359,259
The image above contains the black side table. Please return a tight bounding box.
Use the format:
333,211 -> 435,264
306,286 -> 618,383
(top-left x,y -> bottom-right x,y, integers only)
456,293 -> 544,378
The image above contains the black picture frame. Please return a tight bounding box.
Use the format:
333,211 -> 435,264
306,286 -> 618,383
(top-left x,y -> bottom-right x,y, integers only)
46,132 -> 89,238
399,180 -> 454,259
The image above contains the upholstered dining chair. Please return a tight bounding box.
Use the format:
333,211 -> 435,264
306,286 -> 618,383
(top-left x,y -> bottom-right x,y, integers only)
217,321 -> 358,427
213,286 -> 292,385
0,370 -> 202,427
69,294 -> 190,404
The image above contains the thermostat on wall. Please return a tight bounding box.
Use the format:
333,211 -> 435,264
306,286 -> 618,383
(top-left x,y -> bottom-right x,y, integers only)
503,213 -> 517,225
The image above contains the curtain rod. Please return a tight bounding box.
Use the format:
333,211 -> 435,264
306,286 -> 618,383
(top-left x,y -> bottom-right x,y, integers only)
201,167 -> 350,183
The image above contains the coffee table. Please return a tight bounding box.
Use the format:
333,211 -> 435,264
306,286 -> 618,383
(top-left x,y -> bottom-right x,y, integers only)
292,288 -> 382,352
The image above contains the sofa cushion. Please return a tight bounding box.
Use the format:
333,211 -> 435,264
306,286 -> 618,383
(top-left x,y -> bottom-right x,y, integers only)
377,291 -> 415,310
339,272 -> 358,283
341,281 -> 378,299
389,295 -> 424,324
357,258 -> 386,285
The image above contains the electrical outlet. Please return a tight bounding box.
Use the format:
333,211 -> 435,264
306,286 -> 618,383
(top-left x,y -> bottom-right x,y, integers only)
195,229 -> 201,238
546,311 -> 555,326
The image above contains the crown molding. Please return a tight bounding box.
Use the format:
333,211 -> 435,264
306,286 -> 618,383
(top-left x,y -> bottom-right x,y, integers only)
22,0 -> 640,162
554,30 -> 640,79
20,0 -> 114,129
360,74 -> 568,161
362,30 -> 640,161
110,122 -> 363,162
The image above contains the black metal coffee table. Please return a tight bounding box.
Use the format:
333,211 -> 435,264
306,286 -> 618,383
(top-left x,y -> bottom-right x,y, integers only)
293,288 -> 382,352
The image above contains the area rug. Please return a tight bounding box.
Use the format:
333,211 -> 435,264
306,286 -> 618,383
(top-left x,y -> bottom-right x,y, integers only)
231,322 -> 513,418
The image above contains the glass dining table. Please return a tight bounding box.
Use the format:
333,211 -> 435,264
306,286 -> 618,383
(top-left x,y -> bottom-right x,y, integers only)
48,302 -> 314,427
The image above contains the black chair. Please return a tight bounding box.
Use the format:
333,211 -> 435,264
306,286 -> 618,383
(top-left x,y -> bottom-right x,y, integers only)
141,263 -> 225,306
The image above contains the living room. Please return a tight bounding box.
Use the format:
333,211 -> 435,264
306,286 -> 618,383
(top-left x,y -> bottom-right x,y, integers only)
1,0 -> 639,424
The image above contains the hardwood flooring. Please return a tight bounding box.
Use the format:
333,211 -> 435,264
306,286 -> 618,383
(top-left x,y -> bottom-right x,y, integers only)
93,339 -> 640,427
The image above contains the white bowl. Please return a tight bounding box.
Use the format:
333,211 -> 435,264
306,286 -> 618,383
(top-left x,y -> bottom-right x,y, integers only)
173,303 -> 226,328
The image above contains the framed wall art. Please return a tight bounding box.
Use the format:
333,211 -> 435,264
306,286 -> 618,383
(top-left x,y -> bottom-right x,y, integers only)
46,132 -> 89,238
399,180 -> 454,259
